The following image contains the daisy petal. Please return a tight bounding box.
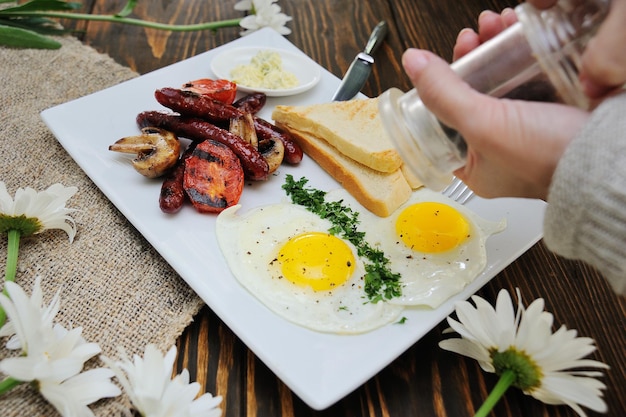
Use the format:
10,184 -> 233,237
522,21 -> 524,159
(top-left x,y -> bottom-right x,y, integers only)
439,339 -> 493,372
533,374 -> 607,413
39,368 -> 120,417
103,344 -> 222,416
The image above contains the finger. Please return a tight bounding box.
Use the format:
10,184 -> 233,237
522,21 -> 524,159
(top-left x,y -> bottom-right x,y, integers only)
453,8 -> 518,62
580,0 -> 626,98
477,10 -> 507,43
527,0 -> 558,9
402,48 -> 484,131
453,28 -> 480,61
500,8 -> 518,27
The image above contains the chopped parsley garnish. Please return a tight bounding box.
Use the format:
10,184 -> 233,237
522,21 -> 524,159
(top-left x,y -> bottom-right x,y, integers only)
282,175 -> 402,303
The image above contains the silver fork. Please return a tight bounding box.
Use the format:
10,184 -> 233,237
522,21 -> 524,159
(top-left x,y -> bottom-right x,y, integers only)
441,177 -> 474,205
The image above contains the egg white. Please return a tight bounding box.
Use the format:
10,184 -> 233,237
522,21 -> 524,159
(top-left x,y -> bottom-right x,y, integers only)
325,188 -> 506,308
215,202 -> 405,334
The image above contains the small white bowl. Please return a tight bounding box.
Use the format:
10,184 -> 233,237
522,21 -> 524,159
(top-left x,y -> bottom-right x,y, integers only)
210,46 -> 322,97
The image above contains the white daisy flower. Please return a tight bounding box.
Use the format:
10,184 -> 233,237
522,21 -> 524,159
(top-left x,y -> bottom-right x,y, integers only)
0,279 -> 102,381
0,279 -> 120,414
102,344 -> 222,417
236,0 -> 292,36
0,181 -> 78,326
439,288 -> 609,417
0,276 -> 60,350
39,368 -> 121,417
0,181 -> 78,243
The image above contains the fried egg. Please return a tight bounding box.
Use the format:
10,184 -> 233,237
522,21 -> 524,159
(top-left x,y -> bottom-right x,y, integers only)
215,202 -> 405,334
325,188 -> 506,308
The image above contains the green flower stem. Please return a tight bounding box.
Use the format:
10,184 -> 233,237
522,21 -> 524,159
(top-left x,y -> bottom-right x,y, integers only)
0,376 -> 22,396
474,370 -> 516,417
0,11 -> 242,32
0,229 -> 21,327
5,229 -> 20,283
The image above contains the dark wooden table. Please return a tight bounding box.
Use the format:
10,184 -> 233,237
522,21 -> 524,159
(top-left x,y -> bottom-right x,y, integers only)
62,1 -> 625,416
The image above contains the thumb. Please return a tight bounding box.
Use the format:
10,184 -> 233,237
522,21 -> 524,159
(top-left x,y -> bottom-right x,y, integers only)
580,0 -> 626,98
401,48 -> 484,131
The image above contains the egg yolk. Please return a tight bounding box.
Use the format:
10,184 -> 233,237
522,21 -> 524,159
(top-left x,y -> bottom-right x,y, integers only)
395,202 -> 470,253
277,232 -> 356,291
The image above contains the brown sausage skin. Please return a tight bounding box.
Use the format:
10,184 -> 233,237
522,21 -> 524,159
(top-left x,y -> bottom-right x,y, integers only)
233,92 -> 267,114
159,159 -> 186,213
253,118 -> 303,165
155,88 -> 303,164
159,143 -> 196,213
155,88 -> 240,122
137,111 -> 269,181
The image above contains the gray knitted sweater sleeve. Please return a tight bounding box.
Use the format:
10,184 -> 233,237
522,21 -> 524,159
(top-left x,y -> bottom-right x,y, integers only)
544,91 -> 626,295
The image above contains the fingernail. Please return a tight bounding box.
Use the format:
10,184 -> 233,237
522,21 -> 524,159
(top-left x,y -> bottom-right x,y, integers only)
456,28 -> 476,44
478,10 -> 496,21
402,49 -> 429,75
501,8 -> 517,25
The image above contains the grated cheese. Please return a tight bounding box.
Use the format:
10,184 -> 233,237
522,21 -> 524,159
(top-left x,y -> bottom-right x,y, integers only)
230,50 -> 299,90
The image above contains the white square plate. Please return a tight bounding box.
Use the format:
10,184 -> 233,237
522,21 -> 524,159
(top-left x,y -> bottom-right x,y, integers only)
41,27 -> 545,410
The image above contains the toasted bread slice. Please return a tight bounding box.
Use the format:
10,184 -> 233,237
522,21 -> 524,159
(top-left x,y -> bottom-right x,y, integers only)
276,122 -> 412,217
401,163 -> 423,190
272,98 -> 403,173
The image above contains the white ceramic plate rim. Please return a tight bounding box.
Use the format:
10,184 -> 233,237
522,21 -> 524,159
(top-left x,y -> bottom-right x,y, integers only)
210,46 -> 321,96
41,27 -> 545,410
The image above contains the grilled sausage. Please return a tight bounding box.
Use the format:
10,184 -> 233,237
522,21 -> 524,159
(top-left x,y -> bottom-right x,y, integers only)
253,118 -> 303,165
233,92 -> 267,114
155,88 -> 240,122
159,143 -> 196,213
137,111 -> 269,181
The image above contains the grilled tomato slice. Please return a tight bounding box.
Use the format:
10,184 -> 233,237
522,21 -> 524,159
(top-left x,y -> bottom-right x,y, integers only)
181,78 -> 237,104
183,139 -> 244,213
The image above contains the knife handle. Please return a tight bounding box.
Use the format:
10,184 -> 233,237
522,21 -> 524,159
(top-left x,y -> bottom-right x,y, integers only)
364,21 -> 389,56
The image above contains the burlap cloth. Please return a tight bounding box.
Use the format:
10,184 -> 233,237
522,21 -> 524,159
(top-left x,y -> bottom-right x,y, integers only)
0,36 -> 205,416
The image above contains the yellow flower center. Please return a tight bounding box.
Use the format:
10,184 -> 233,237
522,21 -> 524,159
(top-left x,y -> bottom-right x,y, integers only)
490,347 -> 543,390
0,214 -> 42,236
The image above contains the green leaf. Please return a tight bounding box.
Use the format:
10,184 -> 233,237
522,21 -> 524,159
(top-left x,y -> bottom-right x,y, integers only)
0,24 -> 61,48
0,0 -> 81,14
115,0 -> 137,18
0,17 -> 69,35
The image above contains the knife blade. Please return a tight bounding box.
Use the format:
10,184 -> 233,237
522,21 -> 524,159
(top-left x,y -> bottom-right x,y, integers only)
332,21 -> 389,101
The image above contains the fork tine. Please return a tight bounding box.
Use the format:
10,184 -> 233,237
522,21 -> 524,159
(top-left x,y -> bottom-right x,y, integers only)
441,177 -> 474,204
456,186 -> 474,205
442,177 -> 463,195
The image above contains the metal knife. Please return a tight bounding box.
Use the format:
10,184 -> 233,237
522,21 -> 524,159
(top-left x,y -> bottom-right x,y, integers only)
332,21 -> 389,101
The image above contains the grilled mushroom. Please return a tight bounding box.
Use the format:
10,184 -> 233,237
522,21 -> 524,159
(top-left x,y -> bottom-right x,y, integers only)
109,127 -> 180,178
230,113 -> 284,174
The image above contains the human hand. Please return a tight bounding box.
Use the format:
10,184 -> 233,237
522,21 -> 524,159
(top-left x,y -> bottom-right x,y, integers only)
399,2 -> 615,199
402,48 -> 589,199
524,0 -> 626,98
